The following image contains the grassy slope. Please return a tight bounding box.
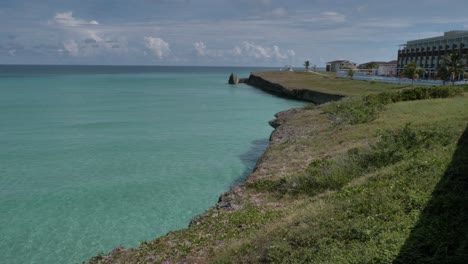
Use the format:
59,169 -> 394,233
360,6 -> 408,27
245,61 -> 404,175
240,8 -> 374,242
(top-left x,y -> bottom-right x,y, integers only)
213,96 -> 468,263
87,74 -> 468,264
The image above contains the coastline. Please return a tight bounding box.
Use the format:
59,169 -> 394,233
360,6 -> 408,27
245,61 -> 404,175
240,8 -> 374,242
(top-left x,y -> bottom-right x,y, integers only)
87,71 -> 345,263
213,72 -> 345,212
87,71 -> 467,263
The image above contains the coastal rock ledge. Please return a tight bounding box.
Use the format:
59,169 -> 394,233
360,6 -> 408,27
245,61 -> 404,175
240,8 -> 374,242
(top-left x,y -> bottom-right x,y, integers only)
246,72 -> 344,104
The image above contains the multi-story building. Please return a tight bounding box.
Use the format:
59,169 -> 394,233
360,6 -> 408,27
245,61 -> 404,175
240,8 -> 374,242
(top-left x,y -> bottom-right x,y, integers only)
397,30 -> 468,78
326,60 -> 356,72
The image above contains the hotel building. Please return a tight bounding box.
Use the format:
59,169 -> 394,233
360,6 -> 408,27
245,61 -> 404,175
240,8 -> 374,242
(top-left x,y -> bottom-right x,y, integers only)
397,30 -> 468,78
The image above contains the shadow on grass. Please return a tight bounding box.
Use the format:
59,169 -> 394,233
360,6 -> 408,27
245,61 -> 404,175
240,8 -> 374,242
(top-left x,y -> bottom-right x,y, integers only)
394,125 -> 468,264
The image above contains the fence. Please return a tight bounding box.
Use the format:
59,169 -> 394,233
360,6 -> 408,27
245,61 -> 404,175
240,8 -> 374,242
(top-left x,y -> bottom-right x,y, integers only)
336,70 -> 468,86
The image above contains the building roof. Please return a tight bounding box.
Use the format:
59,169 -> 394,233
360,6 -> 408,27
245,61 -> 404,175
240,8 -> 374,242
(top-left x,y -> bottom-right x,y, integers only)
405,30 -> 468,45
327,60 -> 354,64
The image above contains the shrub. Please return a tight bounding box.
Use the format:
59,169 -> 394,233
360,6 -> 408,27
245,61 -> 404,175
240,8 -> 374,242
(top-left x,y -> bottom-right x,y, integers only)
323,97 -> 384,124
325,86 -> 463,124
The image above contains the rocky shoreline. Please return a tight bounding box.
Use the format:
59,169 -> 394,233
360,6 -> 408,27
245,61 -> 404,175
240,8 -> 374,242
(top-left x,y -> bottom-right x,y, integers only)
195,72 -> 344,221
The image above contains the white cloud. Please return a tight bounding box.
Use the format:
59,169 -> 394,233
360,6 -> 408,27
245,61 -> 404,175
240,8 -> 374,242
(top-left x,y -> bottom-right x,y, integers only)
63,40 -> 79,56
232,41 -> 293,61
144,36 -> 171,59
193,41 -> 207,56
53,12 -> 99,27
8,50 -> 16,56
47,12 -> 130,58
192,41 -> 227,58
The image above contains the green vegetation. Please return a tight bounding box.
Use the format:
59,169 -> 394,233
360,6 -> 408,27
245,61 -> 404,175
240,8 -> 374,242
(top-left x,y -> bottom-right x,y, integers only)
249,123 -> 457,198
347,68 -> 355,80
213,95 -> 467,263
304,60 -> 310,72
88,204 -> 282,263
403,62 -> 425,86
323,86 -> 463,124
217,123 -> 466,263
87,72 -> 467,264
438,51 -> 466,85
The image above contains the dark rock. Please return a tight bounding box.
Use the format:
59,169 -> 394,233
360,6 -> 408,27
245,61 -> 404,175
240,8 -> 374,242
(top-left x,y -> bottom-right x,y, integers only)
269,108 -> 302,128
228,73 -> 239,84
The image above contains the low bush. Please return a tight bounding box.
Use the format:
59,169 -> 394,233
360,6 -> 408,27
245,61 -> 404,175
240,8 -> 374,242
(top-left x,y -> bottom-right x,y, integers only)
458,84 -> 468,92
323,97 -> 384,124
324,86 -> 463,124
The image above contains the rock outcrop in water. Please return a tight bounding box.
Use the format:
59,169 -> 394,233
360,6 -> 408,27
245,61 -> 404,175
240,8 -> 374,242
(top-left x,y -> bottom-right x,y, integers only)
228,73 -> 248,84
228,73 -> 239,84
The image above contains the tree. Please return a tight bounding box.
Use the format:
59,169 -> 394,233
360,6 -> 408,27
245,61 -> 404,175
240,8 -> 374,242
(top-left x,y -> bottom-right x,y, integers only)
403,62 -> 424,86
304,60 -> 311,72
439,51 -> 465,85
347,68 -> 355,80
436,65 -> 451,85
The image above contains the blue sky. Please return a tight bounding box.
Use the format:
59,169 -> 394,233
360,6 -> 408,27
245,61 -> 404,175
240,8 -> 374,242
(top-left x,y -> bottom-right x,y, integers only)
1,0 -> 468,66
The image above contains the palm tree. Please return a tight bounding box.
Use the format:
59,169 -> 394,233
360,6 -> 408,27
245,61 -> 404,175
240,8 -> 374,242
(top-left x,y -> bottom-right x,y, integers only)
439,51 -> 465,85
304,60 -> 311,72
436,65 -> 451,85
403,62 -> 424,86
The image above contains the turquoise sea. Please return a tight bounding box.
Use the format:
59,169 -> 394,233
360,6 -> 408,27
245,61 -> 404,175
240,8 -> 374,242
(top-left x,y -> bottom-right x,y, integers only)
0,65 -> 304,263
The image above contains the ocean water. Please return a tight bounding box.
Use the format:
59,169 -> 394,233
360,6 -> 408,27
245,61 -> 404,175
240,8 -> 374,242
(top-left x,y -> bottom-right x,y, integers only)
0,65 -> 304,264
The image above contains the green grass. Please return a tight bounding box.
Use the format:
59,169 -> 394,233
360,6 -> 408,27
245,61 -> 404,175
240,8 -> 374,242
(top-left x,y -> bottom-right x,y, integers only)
249,123 -> 458,197
87,203 -> 282,264
323,85 -> 463,124
213,109 -> 468,264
